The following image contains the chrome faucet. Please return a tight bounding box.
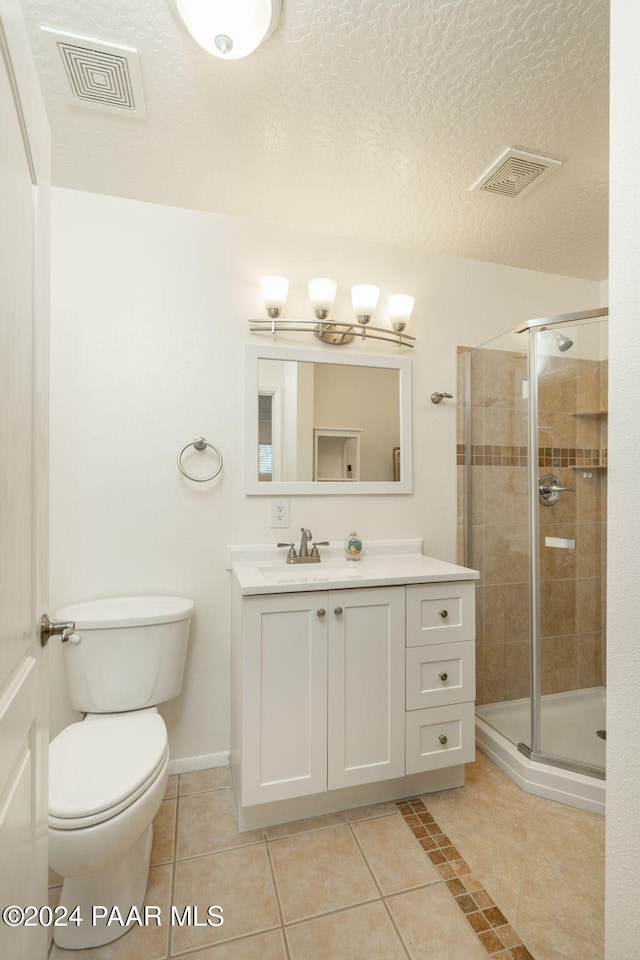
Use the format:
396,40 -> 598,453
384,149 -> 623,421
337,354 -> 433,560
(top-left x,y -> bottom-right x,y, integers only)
299,528 -> 312,557
277,528 -> 330,564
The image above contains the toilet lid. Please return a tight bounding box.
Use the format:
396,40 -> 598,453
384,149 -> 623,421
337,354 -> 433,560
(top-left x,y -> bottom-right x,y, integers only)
49,713 -> 168,825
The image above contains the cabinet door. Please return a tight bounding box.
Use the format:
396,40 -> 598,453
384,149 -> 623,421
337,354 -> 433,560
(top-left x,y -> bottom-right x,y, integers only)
328,586 -> 405,789
242,593 -> 328,805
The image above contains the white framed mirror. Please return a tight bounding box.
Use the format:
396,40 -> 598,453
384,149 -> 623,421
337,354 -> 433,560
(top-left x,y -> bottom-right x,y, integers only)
245,345 -> 412,495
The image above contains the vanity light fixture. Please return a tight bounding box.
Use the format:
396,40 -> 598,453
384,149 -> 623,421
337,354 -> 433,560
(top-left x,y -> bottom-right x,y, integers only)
308,278 -> 337,320
174,0 -> 282,60
260,276 -> 289,318
387,294 -> 415,333
351,284 -> 380,325
250,278 -> 416,348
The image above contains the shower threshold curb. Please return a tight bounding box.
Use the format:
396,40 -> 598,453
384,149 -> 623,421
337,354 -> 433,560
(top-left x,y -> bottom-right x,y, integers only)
476,718 -> 605,816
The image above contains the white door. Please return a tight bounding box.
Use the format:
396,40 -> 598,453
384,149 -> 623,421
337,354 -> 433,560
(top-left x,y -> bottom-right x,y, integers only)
0,3 -> 51,959
242,592 -> 328,805
328,586 -> 405,789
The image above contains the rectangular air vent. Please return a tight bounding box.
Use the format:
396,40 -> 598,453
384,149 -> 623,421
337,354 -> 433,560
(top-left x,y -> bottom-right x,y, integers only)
470,148 -> 562,199
41,27 -> 146,118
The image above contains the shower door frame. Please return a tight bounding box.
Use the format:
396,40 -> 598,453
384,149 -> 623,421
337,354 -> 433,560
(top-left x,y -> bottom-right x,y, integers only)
465,307 -> 608,782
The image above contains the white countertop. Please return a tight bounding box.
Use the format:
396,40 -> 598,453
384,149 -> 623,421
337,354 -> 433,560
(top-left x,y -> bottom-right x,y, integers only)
228,539 -> 479,596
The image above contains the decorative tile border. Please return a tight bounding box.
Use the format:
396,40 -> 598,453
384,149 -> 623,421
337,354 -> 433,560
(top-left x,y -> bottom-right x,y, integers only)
396,797 -> 535,960
457,443 -> 607,469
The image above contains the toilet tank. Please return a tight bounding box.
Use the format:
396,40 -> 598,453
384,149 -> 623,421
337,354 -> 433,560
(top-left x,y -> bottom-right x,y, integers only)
55,596 -> 194,713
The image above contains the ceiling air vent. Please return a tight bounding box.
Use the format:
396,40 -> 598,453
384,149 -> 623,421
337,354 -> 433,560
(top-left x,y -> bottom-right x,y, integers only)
470,148 -> 562,199
41,27 -> 146,118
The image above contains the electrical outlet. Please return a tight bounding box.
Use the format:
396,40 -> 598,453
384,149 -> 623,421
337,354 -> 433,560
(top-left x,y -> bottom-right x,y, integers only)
271,499 -> 290,528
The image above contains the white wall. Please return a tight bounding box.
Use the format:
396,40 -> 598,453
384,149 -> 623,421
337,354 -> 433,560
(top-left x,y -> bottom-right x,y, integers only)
606,1 -> 640,955
49,187 -> 600,763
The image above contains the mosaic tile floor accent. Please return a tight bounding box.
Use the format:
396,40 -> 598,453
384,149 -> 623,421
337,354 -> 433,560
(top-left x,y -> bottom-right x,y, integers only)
397,798 -> 535,960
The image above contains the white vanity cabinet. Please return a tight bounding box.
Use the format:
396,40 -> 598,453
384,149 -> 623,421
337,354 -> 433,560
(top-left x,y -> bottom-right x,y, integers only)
230,543 -> 479,831
239,586 -> 405,807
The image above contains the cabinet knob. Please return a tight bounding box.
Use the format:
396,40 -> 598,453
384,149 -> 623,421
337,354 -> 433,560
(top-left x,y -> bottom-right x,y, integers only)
439,609 -> 448,619
317,608 -> 326,619
334,607 -> 343,616
438,734 -> 448,745
439,672 -> 448,682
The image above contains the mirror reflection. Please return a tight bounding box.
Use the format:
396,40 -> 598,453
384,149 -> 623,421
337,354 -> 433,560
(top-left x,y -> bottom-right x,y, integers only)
257,359 -> 401,483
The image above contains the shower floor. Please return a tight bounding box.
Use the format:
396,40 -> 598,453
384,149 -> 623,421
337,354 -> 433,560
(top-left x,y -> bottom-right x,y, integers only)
476,686 -> 606,772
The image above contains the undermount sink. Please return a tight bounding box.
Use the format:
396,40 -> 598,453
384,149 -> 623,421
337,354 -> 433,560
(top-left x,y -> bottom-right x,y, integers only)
256,562 -> 364,584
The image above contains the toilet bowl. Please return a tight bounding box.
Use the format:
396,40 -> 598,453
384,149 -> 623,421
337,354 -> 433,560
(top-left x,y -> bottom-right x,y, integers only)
48,596 -> 193,949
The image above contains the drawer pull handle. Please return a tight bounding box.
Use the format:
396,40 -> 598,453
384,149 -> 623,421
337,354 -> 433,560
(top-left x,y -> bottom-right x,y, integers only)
439,609 -> 448,619
334,607 -> 343,616
317,609 -> 326,619
439,672 -> 448,682
438,734 -> 448,745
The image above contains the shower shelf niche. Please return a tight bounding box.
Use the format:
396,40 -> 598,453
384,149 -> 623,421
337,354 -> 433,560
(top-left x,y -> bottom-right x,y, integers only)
571,410 -> 608,417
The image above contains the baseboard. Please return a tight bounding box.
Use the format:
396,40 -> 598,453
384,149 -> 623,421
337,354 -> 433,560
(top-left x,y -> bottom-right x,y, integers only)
168,751 -> 229,775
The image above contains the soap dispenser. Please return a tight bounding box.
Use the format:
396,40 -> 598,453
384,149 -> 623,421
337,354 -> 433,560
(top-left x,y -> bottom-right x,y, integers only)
345,531 -> 363,561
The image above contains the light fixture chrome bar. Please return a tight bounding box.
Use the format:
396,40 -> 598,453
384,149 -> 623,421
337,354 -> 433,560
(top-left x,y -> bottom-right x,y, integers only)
248,318 -> 416,348
514,307 -> 608,335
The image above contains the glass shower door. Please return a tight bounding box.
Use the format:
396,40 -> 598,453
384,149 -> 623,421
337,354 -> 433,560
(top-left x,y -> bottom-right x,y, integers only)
529,317 -> 607,777
458,330 -> 532,748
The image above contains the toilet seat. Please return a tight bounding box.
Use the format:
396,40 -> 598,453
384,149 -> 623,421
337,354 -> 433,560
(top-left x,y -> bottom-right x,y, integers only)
49,712 -> 168,830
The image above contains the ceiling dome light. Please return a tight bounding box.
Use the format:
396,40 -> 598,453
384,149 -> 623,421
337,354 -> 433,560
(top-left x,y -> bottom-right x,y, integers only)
175,0 -> 282,61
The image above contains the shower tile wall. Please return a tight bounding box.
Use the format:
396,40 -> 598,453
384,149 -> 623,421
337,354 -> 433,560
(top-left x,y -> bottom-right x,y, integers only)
457,347 -> 607,705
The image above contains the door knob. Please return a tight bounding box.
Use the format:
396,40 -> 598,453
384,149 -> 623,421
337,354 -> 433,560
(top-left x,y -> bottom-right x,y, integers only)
40,614 -> 76,648
439,609 -> 448,619
334,607 -> 343,616
438,734 -> 448,745
439,672 -> 448,682
317,609 -> 326,619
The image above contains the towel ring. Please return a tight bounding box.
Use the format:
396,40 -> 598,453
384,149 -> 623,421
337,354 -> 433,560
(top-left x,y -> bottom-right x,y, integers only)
177,437 -> 223,483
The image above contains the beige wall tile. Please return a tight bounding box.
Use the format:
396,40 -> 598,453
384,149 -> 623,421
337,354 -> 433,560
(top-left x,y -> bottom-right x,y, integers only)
578,633 -> 604,687
540,580 -> 576,638
539,635 -> 579,695
483,525 -> 529,584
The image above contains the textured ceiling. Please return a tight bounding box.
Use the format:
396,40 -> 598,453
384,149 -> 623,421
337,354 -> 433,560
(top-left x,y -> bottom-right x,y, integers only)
21,0 -> 609,279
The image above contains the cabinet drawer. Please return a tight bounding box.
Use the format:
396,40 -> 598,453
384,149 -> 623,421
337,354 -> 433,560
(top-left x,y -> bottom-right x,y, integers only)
405,701 -> 475,774
406,581 -> 475,647
406,641 -> 475,711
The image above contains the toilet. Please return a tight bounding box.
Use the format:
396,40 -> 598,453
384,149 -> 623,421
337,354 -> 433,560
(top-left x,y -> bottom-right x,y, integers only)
48,595 -> 193,950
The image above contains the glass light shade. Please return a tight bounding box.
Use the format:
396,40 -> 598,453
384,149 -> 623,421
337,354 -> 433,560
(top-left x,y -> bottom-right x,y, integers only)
308,278 -> 337,319
175,0 -> 282,60
387,294 -> 415,332
260,276 -> 289,318
351,284 -> 380,324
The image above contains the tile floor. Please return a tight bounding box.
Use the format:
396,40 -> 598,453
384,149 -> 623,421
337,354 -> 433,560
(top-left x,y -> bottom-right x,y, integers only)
48,750 -> 604,960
